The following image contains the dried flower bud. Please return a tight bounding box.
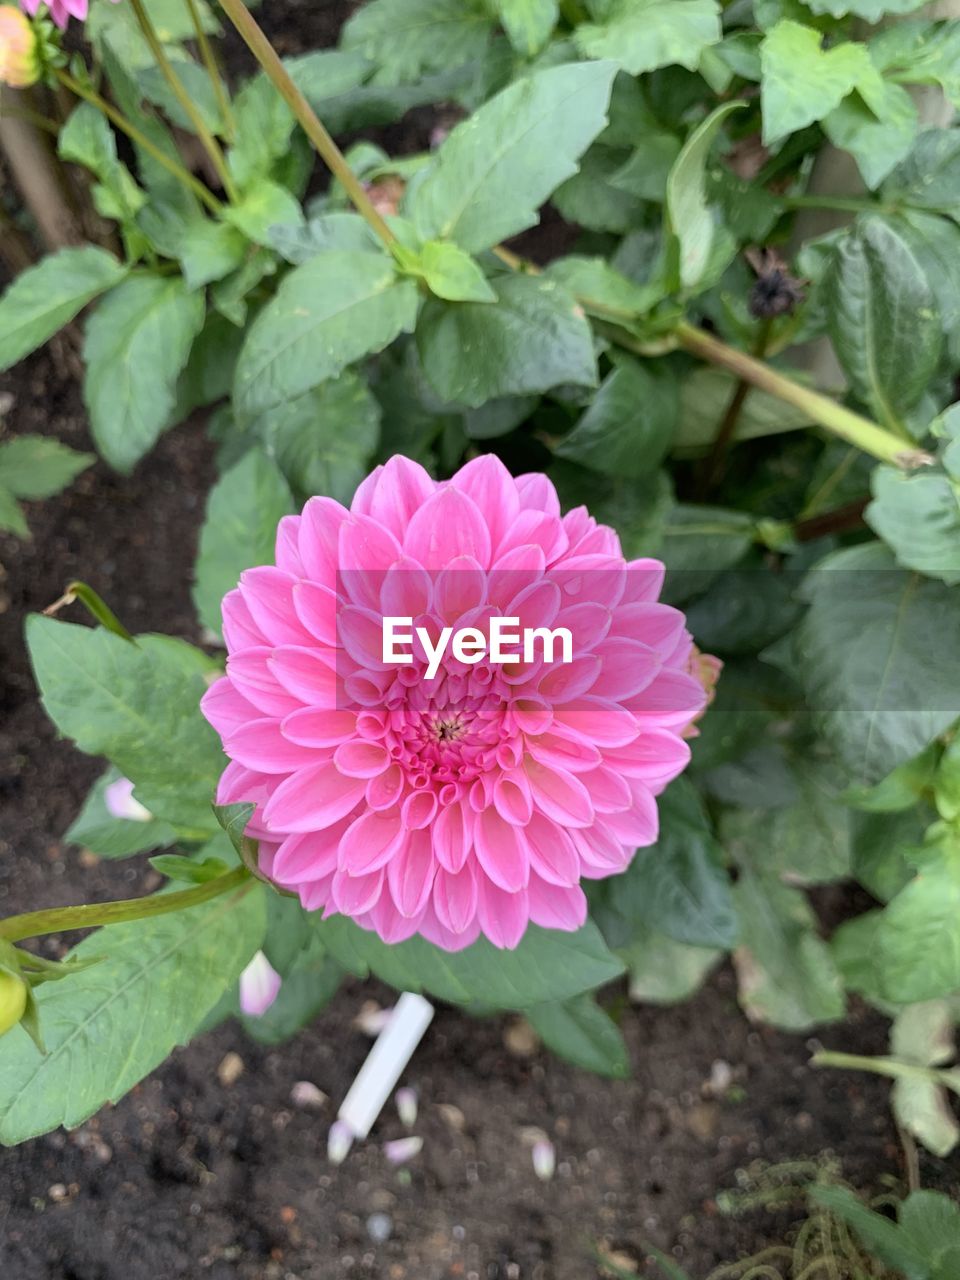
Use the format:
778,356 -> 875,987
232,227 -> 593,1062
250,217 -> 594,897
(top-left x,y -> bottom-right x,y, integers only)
746,248 -> 805,319
0,968 -> 28,1038
0,5 -> 40,87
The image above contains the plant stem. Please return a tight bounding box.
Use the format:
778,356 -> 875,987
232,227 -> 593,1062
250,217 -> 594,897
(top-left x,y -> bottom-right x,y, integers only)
55,70 -> 223,215
128,0 -> 238,202
673,322 -> 931,469
793,497 -> 868,543
781,194 -> 883,214
0,866 -> 252,943
216,0 -> 397,249
698,318 -> 772,496
43,581 -> 135,642
184,0 -> 236,142
0,106 -> 60,135
811,1049 -> 945,1085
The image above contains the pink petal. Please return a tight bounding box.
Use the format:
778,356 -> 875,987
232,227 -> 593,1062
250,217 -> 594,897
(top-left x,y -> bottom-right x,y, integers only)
473,807 -> 529,892
524,756 -> 594,828
476,878 -> 529,949
263,763 -> 365,832
433,800 -> 473,873
338,809 -> 405,874
298,496 -> 349,585
387,828 -> 436,917
225,718 -> 318,773
405,488 -> 492,569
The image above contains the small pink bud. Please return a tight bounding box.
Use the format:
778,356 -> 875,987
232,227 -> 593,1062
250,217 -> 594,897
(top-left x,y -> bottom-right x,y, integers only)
103,777 -> 152,823
0,6 -> 40,87
532,1138 -> 555,1182
395,1086 -> 418,1128
383,1135 -> 423,1165
327,1119 -> 354,1165
238,950 -> 281,1017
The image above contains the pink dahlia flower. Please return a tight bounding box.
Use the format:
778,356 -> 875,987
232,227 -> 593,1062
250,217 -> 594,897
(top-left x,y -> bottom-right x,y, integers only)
202,455 -> 710,951
19,0 -> 117,31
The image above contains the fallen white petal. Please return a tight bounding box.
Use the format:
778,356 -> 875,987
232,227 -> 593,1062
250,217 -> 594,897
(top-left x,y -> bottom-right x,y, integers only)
383,1136 -> 423,1165
238,950 -> 282,1017
103,777 -> 152,823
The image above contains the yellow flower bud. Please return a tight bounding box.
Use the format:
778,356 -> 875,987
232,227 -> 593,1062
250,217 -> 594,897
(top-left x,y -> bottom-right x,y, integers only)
0,5 -> 40,89
0,967 -> 28,1037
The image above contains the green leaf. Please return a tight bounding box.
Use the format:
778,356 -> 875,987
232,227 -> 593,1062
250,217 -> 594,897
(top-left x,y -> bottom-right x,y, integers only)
613,778 -> 738,949
810,1187 -> 931,1280
851,808 -> 924,902
891,1002 -> 960,1157
543,255 -> 666,318
341,0 -> 494,86
666,100 -> 745,290
0,436 -> 93,500
827,216 -> 942,434
610,134 -> 682,202
58,103 -> 145,235
65,767 -> 178,859
223,178 -> 305,245
316,917 -> 624,1008
417,240 -> 497,303
871,20 -> 960,109
0,248 -> 127,373
0,887 -> 265,1145
884,127 -> 960,219
178,220 -> 248,290
721,763 -> 852,887
527,993 -> 630,1077
659,504 -> 755,602
806,0 -> 930,23
732,867 -> 845,1030
620,925 -> 721,1004
267,212 -> 379,264
866,464 -> 960,586
760,22 -> 871,144
823,79 -> 918,190
233,251 -> 419,421
418,273 -> 596,408
83,275 -> 205,472
26,616 -> 225,833
675,367 -> 813,451
876,840 -> 960,1002
0,488 -> 28,539
899,1190 -> 960,1266
411,61 -> 618,254
192,449 -> 294,638
796,542 -> 960,784
494,0 -> 558,56
553,356 -> 677,478
252,372 -> 381,505
575,0 -> 721,76
552,144 -> 647,235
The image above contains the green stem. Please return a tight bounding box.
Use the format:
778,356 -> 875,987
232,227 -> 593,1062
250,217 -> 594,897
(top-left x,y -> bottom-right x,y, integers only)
698,317 -> 773,496
1,106 -> 60,136
55,70 -> 223,215
184,0 -> 236,142
128,0 -> 239,202
811,1049 -> 945,1085
0,866 -> 252,943
674,322 -> 931,469
782,194 -> 886,215
216,0 -> 397,249
43,580 -> 135,642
